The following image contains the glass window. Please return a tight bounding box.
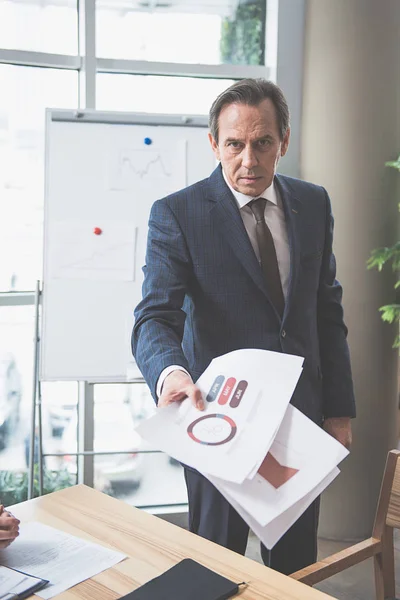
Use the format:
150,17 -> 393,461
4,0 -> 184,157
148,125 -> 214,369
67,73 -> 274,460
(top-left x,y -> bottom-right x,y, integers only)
97,73 -> 234,114
0,306 -> 77,504
96,0 -> 267,65
0,305 -> 33,461
0,0 -> 78,55
88,382 -> 187,505
95,452 -> 187,508
0,65 -> 78,292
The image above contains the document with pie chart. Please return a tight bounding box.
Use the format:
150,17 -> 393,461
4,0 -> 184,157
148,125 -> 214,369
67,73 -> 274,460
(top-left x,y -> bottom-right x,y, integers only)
136,348 -> 304,483
136,348 -> 349,548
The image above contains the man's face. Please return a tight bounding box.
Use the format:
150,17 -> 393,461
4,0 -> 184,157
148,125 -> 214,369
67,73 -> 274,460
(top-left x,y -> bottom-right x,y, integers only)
208,99 -> 290,197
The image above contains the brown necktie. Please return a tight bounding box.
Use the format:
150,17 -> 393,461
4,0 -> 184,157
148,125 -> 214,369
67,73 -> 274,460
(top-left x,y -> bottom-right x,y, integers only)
249,198 -> 285,317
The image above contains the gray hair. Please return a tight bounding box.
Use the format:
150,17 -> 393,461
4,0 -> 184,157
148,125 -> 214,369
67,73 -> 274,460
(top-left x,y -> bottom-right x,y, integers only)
209,78 -> 290,143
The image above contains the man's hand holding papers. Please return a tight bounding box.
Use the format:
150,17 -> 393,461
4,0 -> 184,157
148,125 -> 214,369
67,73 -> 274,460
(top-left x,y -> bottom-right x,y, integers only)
323,417 -> 352,449
158,370 -> 204,411
138,349 -> 304,484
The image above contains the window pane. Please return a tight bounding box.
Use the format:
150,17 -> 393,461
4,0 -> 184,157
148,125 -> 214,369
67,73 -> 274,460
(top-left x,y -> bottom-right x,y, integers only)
0,0 -> 78,55
0,306 -> 33,466
90,383 -> 153,498
0,307 -> 77,504
97,74 -> 234,114
90,382 -> 186,507
95,452 -> 187,508
0,65 -> 78,292
96,0 -> 267,65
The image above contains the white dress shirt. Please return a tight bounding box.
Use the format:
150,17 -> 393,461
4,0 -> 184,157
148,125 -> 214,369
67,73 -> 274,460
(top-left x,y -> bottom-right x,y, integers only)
156,170 -> 291,397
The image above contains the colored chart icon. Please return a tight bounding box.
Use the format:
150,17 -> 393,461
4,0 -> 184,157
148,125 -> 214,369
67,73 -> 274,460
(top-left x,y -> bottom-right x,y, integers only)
187,414 -> 237,446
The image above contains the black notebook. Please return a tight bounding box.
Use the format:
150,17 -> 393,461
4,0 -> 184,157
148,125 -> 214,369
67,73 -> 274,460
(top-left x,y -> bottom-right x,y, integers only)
120,558 -> 242,600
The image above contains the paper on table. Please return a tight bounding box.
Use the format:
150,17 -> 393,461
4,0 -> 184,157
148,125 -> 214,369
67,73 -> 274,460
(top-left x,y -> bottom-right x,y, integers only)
137,349 -> 304,483
208,405 -> 348,526
1,521 -> 126,599
213,468 -> 340,549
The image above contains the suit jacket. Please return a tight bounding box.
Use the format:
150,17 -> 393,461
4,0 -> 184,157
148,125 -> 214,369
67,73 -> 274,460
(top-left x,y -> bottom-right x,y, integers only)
132,164 -> 355,424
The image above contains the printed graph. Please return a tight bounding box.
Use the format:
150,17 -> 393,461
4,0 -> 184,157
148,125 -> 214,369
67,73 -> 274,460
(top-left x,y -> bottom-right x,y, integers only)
257,452 -> 299,489
109,147 -> 182,192
187,414 -> 237,446
49,221 -> 137,283
56,241 -> 133,275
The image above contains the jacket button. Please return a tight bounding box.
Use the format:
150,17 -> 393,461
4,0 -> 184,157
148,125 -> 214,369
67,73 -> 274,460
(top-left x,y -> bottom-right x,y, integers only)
281,330 -> 286,338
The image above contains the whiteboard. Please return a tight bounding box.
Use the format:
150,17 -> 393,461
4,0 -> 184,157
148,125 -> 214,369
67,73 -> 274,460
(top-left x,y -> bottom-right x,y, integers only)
41,110 -> 215,382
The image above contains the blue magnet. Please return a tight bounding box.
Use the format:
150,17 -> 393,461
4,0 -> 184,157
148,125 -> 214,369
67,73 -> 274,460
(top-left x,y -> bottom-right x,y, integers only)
144,137 -> 152,145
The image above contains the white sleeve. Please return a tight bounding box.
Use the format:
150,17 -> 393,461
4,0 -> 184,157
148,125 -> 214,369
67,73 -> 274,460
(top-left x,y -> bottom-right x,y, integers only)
156,365 -> 192,398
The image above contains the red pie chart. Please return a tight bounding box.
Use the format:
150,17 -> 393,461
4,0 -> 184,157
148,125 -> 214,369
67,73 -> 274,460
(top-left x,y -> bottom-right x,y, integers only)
187,414 -> 237,446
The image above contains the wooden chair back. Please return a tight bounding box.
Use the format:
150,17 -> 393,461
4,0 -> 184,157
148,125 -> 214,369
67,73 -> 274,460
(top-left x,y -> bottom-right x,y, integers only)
372,449 -> 400,539
385,449 -> 400,530
290,448 -> 400,600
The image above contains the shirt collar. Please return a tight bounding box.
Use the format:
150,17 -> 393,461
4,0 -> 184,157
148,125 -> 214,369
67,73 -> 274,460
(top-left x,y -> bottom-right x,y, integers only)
222,168 -> 278,209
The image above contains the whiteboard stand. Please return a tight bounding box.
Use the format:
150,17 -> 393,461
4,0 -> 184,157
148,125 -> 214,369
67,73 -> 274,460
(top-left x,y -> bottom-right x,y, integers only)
37,378 -> 44,496
28,280 -> 41,500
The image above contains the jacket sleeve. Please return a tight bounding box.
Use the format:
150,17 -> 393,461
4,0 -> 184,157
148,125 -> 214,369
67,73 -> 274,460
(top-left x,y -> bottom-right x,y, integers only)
132,198 -> 192,401
317,189 -> 356,419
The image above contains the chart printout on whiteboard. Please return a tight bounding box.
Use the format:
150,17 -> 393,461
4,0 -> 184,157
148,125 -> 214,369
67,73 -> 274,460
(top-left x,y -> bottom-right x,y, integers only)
108,143 -> 186,197
48,221 -> 138,282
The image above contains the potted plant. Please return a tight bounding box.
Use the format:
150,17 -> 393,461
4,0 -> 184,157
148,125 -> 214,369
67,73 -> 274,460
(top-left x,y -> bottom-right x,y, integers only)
0,467 -> 74,506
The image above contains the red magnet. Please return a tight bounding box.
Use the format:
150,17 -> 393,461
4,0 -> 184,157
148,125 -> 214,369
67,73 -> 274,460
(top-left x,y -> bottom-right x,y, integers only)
93,227 -> 102,235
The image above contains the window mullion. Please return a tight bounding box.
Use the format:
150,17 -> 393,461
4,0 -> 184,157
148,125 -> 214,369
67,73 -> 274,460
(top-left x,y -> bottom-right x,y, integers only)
78,0 -> 96,109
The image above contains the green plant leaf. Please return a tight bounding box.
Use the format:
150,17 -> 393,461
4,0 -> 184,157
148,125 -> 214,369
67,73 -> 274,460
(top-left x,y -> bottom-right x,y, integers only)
379,304 -> 400,323
0,467 -> 75,505
385,156 -> 400,170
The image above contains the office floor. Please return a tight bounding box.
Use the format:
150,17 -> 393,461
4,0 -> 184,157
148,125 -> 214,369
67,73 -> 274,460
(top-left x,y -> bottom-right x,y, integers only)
245,530 -> 400,599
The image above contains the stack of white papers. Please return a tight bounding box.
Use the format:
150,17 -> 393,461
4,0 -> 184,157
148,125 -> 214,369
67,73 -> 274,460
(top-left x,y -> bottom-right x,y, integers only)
1,522 -> 126,599
137,349 -> 349,549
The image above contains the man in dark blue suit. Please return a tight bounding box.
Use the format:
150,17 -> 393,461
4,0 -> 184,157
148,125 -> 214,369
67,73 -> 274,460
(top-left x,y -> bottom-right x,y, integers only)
132,79 -> 355,575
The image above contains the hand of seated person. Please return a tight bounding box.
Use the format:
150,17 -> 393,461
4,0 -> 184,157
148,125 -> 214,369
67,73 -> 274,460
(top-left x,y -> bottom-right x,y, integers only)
0,504 -> 20,549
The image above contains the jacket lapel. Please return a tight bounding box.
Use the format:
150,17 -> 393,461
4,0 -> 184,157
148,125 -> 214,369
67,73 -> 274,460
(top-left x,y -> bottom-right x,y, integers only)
207,166 -> 274,305
275,174 -> 302,319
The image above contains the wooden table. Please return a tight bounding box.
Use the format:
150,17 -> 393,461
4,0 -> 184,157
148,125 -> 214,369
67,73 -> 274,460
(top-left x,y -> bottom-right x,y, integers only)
9,484 -> 336,599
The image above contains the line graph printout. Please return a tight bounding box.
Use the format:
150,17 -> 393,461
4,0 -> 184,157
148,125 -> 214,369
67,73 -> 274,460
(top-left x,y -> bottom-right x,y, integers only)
109,143 -> 186,195
48,221 -> 137,282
